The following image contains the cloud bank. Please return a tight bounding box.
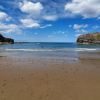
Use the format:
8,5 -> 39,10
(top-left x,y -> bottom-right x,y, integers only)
65,0 -> 100,18
0,0 -> 100,35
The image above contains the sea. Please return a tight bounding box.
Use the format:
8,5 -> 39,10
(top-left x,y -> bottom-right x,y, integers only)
0,42 -> 100,63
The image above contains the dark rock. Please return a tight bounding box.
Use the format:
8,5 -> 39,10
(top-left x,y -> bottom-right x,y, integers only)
0,34 -> 14,44
77,32 -> 100,44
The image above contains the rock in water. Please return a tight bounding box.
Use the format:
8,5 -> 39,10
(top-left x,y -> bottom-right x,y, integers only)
0,34 -> 14,44
77,32 -> 100,44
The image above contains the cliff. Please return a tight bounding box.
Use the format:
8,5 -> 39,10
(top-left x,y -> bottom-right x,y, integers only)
77,32 -> 100,44
0,34 -> 14,44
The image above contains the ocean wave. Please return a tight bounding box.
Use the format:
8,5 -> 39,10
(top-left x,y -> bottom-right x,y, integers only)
6,49 -> 56,52
5,48 -> 99,52
75,48 -> 98,51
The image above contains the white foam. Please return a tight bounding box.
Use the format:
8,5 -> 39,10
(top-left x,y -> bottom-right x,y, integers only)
75,48 -> 97,51
5,48 -> 99,52
6,49 -> 55,52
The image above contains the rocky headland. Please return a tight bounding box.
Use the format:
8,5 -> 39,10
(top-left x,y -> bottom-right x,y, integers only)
0,34 -> 14,44
77,32 -> 100,44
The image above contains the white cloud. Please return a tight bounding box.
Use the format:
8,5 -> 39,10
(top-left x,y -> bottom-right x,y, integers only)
40,24 -> 52,28
75,29 -> 88,33
0,23 -> 21,34
0,11 -> 21,34
18,0 -> 67,25
0,11 -> 11,21
20,19 -> 40,28
56,30 -> 66,34
43,15 -> 58,21
73,24 -> 88,30
65,0 -> 100,18
19,1 -> 44,27
70,24 -> 88,33
19,1 -> 43,16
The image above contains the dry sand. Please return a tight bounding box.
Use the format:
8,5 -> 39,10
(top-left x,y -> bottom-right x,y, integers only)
0,53 -> 100,100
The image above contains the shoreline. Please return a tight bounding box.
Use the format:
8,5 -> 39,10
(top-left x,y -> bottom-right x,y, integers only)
0,52 -> 100,100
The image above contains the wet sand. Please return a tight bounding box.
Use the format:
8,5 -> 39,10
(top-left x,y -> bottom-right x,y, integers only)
0,53 -> 100,100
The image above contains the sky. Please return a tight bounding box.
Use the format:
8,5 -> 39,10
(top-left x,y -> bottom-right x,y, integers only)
0,0 -> 100,42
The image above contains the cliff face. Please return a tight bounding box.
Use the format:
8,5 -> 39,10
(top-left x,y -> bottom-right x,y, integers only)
0,34 -> 14,44
77,32 -> 100,44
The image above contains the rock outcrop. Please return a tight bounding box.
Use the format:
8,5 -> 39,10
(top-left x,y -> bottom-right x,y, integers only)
77,32 -> 100,44
0,34 -> 14,44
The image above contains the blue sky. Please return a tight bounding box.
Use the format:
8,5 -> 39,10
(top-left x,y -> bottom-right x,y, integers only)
0,0 -> 100,42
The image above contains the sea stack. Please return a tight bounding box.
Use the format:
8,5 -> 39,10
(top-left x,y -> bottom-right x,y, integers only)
77,32 -> 100,44
0,34 -> 14,44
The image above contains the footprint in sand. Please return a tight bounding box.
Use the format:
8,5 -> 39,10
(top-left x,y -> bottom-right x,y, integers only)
2,80 -> 7,87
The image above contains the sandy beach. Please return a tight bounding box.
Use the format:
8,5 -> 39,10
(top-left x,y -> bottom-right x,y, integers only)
0,0 -> 100,99
0,52 -> 100,100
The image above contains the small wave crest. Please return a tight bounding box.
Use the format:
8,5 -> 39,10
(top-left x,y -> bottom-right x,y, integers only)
5,48 -> 99,52
75,48 -> 98,51
6,49 -> 56,52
